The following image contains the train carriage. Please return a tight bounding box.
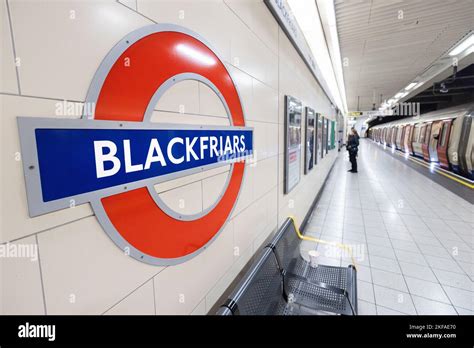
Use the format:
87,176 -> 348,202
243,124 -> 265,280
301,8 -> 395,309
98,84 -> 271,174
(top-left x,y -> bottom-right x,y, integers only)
368,103 -> 474,179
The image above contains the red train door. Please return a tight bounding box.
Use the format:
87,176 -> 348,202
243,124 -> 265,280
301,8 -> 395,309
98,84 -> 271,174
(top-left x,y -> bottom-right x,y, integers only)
421,122 -> 432,161
437,120 -> 452,169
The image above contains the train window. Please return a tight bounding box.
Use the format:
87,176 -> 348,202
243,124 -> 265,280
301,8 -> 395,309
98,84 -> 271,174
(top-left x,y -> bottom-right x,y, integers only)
413,126 -> 420,142
397,127 -> 403,142
424,124 -> 432,145
419,126 -> 426,143
440,123 -> 448,147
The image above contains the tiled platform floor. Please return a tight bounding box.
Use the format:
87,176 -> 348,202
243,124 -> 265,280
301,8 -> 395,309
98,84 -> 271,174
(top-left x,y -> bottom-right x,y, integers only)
302,139 -> 473,315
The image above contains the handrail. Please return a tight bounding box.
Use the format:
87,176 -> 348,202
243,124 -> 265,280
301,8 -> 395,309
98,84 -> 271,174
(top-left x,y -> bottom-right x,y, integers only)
288,216 -> 358,270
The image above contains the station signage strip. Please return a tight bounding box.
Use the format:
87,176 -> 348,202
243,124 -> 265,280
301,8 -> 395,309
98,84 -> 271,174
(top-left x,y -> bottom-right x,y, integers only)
18,117 -> 253,216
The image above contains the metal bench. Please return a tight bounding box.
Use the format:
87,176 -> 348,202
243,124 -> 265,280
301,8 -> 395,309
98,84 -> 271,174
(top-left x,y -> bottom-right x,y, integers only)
216,217 -> 358,315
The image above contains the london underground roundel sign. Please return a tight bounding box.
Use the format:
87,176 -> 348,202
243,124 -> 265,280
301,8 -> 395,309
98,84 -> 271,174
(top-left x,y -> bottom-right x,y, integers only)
17,24 -> 253,265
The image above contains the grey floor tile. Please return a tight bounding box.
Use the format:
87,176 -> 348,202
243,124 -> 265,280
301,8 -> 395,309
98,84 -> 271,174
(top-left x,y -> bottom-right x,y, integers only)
432,268 -> 474,291
343,223 -> 365,233
371,268 -> 408,292
370,255 -> 402,274
368,244 -> 397,259
457,261 -> 474,279
413,235 -> 444,248
366,235 -> 392,247
442,286 -> 474,311
355,265 -> 373,283
404,277 -> 451,304
399,261 -> 438,282
424,255 -> 465,274
358,300 -> 377,315
373,285 -> 416,315
364,226 -> 389,237
411,295 -> 457,315
391,239 -> 420,253
394,249 -> 428,266
388,231 -> 413,241
349,250 -> 370,267
453,249 -> 474,264
455,307 -> 474,315
357,280 -> 375,303
343,218 -> 364,227
417,243 -> 453,259
376,306 -> 407,315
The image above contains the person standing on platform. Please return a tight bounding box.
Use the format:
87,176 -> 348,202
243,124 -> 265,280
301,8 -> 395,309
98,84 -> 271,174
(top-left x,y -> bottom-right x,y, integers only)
347,127 -> 359,173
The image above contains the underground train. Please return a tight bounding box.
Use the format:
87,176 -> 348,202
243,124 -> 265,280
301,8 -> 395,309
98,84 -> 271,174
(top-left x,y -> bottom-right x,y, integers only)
368,103 -> 474,180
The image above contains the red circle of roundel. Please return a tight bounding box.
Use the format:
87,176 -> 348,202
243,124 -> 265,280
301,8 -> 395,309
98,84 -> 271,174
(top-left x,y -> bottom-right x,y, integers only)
94,30 -> 245,260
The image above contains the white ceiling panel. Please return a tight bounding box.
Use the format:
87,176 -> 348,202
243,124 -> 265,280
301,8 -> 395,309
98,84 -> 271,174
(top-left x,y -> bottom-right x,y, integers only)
335,0 -> 474,110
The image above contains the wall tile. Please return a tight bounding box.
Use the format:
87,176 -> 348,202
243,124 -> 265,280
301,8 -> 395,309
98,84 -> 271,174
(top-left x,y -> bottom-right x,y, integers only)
225,63 -> 253,119
38,216 -> 162,314
153,221 -> 233,314
223,0 -> 278,55
251,78 -> 278,123
151,110 -> 230,126
1,0 -> 18,94
104,279 -> 155,315
205,241 -> 253,312
9,0 -> 152,100
199,82 -> 227,117
118,0 -> 137,11
155,80 -> 199,115
202,170 -> 229,211
137,0 -> 234,63
190,298 -> 206,315
158,181 -> 203,216
0,236 -> 44,314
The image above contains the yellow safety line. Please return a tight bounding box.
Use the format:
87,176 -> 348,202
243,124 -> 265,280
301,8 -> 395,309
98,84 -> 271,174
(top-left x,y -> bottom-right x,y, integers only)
392,150 -> 474,189
288,216 -> 358,270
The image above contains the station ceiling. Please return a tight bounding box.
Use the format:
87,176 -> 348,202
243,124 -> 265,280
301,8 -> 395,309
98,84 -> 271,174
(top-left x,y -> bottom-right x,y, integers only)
335,0 -> 474,111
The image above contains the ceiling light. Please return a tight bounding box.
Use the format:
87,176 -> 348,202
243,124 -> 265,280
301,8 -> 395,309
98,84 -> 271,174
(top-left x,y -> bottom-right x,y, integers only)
405,82 -> 418,91
449,33 -> 474,56
394,92 -> 408,99
414,82 -> 424,89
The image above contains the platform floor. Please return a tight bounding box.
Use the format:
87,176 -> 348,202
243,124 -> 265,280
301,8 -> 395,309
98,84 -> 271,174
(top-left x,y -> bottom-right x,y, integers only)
303,139 -> 473,315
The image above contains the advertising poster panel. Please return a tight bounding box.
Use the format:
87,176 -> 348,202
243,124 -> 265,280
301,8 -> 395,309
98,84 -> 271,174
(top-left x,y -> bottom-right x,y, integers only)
317,114 -> 323,160
324,118 -> 329,154
304,107 -> 316,174
284,95 -> 302,194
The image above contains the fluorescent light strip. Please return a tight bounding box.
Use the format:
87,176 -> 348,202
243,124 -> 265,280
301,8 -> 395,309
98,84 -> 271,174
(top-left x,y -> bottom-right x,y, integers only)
405,82 -> 418,91
394,92 -> 408,99
288,0 -> 347,113
449,33 -> 474,56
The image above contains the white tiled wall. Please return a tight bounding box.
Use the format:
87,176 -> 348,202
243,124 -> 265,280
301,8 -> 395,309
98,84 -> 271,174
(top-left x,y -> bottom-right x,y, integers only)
0,0 -> 338,315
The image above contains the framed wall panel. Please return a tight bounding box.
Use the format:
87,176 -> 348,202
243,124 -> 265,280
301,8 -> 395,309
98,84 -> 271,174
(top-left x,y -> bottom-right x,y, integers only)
284,95 -> 302,194
317,113 -> 323,161
330,120 -> 336,149
304,107 -> 316,174
325,118 -> 329,154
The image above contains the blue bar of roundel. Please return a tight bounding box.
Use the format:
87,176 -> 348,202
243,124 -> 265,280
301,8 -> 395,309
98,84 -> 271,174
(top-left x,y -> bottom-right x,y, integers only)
35,128 -> 253,202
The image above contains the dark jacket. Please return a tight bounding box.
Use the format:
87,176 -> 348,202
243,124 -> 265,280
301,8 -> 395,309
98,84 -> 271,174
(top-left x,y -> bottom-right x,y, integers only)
347,134 -> 359,154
